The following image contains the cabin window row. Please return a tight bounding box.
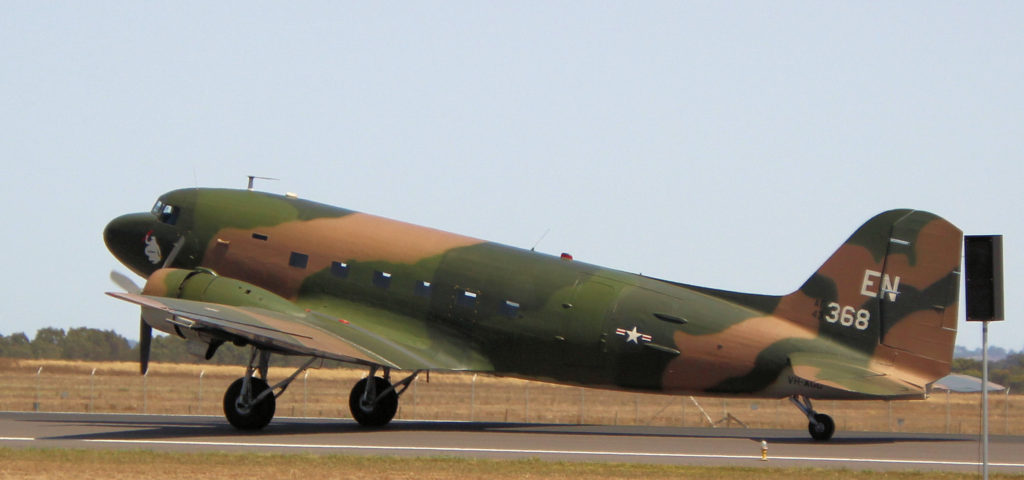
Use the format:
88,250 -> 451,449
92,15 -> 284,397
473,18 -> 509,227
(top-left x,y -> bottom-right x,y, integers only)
283,247 -> 520,318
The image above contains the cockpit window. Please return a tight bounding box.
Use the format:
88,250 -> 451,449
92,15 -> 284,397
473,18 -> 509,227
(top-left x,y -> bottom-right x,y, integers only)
151,201 -> 164,216
155,202 -> 180,225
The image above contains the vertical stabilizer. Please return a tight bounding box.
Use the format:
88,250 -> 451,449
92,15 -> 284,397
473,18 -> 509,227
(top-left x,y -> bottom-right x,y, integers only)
785,210 -> 962,387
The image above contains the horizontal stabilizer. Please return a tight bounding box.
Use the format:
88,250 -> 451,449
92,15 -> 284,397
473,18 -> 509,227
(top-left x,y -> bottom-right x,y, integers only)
788,352 -> 922,399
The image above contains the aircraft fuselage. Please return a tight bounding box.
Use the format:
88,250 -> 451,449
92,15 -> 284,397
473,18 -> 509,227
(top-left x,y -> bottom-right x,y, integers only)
106,188 -> 799,396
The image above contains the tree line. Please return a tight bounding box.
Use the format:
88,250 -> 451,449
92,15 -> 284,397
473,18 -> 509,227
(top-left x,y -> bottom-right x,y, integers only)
953,356 -> 1024,394
0,327 -> 319,367
1,327 -> 1022,391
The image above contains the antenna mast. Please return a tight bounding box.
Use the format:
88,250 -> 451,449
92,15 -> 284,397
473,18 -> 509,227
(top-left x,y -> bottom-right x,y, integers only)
246,175 -> 279,191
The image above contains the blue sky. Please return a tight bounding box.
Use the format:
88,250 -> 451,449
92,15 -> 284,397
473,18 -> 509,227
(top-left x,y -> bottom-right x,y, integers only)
1,2 -> 1020,350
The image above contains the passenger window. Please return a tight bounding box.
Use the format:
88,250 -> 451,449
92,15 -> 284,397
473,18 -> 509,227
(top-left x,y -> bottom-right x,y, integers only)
289,252 -> 308,269
252,233 -> 269,241
331,261 -> 349,278
415,281 -> 432,297
457,290 -> 478,308
373,271 -> 392,289
500,300 -> 520,318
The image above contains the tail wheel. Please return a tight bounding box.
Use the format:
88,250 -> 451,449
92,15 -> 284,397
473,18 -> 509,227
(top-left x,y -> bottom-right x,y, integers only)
349,376 -> 398,427
223,377 -> 276,430
808,413 -> 835,441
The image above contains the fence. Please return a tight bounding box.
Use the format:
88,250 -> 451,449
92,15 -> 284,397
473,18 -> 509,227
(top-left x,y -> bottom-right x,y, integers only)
1,358 -> 1019,435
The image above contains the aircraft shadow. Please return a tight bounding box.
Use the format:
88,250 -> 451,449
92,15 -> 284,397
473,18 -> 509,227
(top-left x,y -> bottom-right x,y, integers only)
390,421 -> 969,446
24,414 -> 970,445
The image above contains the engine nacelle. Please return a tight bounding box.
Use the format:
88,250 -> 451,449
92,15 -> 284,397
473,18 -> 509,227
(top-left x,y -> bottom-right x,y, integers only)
139,268 -> 303,345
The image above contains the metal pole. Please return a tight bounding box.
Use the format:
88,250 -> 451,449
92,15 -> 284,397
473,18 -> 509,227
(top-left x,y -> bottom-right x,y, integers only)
143,370 -> 148,414
198,370 -> 205,415
1006,387 -> 1011,435
470,374 -> 477,421
982,321 -> 989,480
945,389 -> 951,434
524,382 -> 529,423
579,387 -> 585,425
34,367 -> 42,412
89,368 -> 96,413
302,370 -> 309,418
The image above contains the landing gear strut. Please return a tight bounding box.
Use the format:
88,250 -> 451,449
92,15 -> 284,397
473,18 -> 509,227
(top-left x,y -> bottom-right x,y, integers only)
349,366 -> 421,427
790,395 -> 835,441
223,346 -> 317,430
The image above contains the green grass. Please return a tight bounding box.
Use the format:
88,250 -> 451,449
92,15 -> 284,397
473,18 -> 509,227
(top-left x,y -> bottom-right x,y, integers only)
0,448 -> 1021,479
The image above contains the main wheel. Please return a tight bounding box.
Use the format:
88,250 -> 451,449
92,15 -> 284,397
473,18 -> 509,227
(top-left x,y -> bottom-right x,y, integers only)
808,413 -> 835,441
223,377 -> 276,430
348,376 -> 398,427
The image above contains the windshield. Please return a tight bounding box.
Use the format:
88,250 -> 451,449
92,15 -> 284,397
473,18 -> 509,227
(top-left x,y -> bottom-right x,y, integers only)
151,200 -> 180,225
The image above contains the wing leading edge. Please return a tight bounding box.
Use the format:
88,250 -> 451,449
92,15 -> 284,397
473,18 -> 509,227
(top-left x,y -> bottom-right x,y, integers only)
107,291 -> 494,372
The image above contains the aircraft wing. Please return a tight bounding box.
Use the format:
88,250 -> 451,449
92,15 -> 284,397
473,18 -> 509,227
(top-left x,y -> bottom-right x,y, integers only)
107,292 -> 493,372
788,352 -> 923,398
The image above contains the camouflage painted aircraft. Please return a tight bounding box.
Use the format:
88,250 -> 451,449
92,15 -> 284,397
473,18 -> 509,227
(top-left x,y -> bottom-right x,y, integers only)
104,187 -> 962,440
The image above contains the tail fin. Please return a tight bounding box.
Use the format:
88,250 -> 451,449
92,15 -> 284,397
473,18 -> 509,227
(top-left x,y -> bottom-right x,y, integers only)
785,210 -> 962,387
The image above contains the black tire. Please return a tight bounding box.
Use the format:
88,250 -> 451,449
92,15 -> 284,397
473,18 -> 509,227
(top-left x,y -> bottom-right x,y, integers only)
808,413 -> 835,441
348,377 -> 398,427
223,377 -> 276,430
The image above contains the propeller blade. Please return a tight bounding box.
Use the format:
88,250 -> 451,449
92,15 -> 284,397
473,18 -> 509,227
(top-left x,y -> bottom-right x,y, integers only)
140,318 -> 152,375
110,270 -> 142,294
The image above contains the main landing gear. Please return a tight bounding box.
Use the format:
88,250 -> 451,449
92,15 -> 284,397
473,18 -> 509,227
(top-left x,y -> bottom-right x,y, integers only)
222,347 -> 316,430
790,395 -> 835,441
221,347 -> 421,431
348,366 -> 421,427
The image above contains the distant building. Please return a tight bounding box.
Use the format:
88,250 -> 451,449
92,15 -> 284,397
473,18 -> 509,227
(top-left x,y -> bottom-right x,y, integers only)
933,374 -> 1006,393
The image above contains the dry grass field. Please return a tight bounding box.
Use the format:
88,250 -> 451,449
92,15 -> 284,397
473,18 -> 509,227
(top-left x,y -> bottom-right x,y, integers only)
0,358 -> 1020,435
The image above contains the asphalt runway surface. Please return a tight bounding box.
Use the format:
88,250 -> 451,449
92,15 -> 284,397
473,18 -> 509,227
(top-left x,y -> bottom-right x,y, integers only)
1,411 -> 1022,473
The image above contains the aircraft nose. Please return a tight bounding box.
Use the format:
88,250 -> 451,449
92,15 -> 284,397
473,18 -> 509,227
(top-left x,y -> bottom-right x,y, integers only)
104,212 -> 162,276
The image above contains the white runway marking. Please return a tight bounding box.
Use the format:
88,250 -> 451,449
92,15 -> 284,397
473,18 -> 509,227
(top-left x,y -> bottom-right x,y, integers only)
3,435 -> 1021,469
51,438 -> 1018,468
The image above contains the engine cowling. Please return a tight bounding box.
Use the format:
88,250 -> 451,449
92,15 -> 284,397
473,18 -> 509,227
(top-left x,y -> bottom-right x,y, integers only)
139,268 -> 303,342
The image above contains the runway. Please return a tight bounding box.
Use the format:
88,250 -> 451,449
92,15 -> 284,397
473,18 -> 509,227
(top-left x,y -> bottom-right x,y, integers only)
1,412 -> 1021,473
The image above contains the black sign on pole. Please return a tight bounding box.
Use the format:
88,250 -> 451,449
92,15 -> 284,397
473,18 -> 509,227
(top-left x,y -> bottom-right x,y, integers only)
964,235 -> 1004,322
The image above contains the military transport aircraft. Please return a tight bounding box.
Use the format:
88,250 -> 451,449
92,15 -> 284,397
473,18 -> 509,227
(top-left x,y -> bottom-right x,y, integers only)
104,187 -> 962,441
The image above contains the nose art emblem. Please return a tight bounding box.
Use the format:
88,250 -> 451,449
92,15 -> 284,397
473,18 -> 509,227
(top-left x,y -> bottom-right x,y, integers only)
143,230 -> 163,264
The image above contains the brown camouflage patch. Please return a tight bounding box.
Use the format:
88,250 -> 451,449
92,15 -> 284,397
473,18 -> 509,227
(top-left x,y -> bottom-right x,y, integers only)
773,290 -> 822,331
812,244 -> 883,309
141,268 -> 175,297
883,219 -> 961,288
201,213 -> 484,299
663,315 -> 816,392
875,310 -> 956,385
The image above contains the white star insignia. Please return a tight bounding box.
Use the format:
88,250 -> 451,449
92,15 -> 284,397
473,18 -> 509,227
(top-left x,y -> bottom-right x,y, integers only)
624,326 -> 642,344
615,326 -> 652,344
